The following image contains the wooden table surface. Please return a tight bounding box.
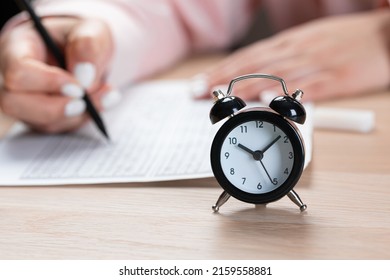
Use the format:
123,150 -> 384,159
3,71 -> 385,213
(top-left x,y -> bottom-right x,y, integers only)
0,55 -> 389,260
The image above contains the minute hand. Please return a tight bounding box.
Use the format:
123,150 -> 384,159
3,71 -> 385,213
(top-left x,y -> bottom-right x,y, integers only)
262,135 -> 281,153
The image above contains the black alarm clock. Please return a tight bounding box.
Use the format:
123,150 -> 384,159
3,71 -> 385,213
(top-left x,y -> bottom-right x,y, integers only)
209,74 -> 307,212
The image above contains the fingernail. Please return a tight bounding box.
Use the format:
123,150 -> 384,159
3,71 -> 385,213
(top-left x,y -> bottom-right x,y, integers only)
189,74 -> 208,98
65,99 -> 86,117
101,89 -> 122,110
61,83 -> 84,98
259,90 -> 279,104
74,62 -> 96,89
212,84 -> 229,95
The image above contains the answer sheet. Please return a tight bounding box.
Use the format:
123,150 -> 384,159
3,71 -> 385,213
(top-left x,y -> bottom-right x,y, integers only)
0,80 -> 313,185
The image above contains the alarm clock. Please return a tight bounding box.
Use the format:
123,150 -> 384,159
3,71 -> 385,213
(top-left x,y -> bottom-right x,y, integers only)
209,74 -> 307,212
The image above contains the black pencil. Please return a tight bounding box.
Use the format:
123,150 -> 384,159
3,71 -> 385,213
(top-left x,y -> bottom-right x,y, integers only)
14,0 -> 110,140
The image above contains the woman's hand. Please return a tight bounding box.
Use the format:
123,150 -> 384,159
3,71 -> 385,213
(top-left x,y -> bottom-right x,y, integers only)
0,16 -> 117,133
194,9 -> 390,102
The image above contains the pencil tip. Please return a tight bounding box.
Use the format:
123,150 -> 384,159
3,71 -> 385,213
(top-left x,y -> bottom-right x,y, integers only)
102,130 -> 110,141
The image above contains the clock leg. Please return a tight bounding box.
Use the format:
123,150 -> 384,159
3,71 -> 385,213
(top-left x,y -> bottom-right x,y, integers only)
287,190 -> 307,212
212,191 -> 231,212
255,204 -> 267,209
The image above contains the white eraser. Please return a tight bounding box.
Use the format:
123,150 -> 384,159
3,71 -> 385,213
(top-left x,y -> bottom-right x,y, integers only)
314,107 -> 375,133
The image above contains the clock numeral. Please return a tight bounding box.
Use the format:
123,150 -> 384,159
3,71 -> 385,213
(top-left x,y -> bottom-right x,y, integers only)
273,178 -> 278,185
257,183 -> 262,190
288,152 -> 293,159
228,137 -> 237,145
284,168 -> 289,175
273,124 -> 276,132
240,125 -> 248,133
230,168 -> 235,175
242,177 -> 246,184
255,121 -> 263,128
224,152 -> 230,159
283,136 -> 289,143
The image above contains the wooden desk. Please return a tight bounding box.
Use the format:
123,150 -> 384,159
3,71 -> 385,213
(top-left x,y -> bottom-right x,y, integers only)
0,55 -> 389,260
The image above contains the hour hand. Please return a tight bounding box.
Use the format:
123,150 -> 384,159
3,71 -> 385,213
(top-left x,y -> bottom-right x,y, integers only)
237,143 -> 255,155
237,143 -> 263,161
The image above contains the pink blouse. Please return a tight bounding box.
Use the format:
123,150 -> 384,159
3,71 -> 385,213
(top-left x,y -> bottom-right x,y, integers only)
3,0 -> 388,87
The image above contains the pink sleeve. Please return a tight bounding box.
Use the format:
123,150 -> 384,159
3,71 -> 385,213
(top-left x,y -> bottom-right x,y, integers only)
30,0 -> 254,87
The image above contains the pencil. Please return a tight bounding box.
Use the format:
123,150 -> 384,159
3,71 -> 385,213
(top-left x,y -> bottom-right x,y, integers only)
14,0 -> 110,139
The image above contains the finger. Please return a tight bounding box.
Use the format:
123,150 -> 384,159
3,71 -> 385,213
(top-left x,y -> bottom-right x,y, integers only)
203,38 -> 297,87
191,43 -> 299,99
0,21 -> 81,96
295,74 -> 349,102
65,19 -> 113,91
0,90 -> 86,126
87,84 -> 123,112
230,57 -> 320,100
2,57 -> 80,94
28,115 -> 88,134
35,85 -> 123,133
0,22 -> 46,66
259,72 -> 339,103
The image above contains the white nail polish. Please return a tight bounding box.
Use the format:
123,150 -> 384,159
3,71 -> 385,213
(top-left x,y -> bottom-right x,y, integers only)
61,83 -> 84,98
64,99 -> 86,117
74,62 -> 96,89
189,74 -> 208,98
101,89 -> 122,110
259,90 -> 279,104
212,84 -> 229,95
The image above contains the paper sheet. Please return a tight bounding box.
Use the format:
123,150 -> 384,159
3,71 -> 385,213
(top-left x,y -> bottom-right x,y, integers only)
0,80 -> 313,186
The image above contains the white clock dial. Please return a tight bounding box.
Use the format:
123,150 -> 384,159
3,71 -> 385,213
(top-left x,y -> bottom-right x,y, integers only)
220,120 -> 294,194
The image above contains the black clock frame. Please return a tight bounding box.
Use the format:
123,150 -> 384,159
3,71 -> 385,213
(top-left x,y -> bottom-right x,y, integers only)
210,108 -> 305,205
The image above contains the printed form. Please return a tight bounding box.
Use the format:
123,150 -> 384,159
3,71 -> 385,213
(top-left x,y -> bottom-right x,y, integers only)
0,80 -> 313,185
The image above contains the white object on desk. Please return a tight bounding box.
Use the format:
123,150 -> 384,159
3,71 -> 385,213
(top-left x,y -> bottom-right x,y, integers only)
314,107 -> 375,133
0,80 -> 313,186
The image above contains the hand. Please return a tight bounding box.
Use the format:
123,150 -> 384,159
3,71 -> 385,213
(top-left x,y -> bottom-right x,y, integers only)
0,16 -> 116,133
194,9 -> 390,101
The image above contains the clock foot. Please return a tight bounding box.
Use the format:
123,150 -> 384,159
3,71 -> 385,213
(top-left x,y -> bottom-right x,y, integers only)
212,191 -> 231,212
287,190 -> 307,212
255,204 -> 267,209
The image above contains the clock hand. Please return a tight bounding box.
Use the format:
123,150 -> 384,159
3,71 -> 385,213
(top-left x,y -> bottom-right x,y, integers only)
237,143 -> 255,155
259,159 -> 277,185
238,135 -> 281,161
262,135 -> 281,153
256,135 -> 281,185
237,143 -> 263,161
238,143 -> 276,185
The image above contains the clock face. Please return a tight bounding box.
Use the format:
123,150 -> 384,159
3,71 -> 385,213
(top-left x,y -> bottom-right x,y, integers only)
211,109 -> 305,204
